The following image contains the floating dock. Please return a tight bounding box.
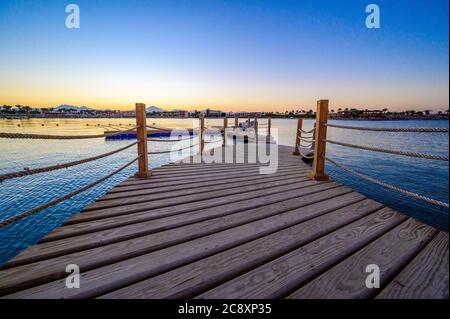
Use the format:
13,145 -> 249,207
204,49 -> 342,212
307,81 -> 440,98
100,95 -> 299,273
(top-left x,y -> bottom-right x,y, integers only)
0,145 -> 447,299
105,129 -> 195,140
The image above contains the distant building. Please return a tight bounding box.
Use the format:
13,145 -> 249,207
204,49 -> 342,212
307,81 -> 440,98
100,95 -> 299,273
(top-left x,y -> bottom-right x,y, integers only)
204,109 -> 224,117
230,112 -> 265,118
161,110 -> 189,117
232,112 -> 251,117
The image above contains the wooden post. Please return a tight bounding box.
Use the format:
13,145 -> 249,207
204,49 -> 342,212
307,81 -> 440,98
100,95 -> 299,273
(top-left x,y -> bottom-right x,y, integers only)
247,115 -> 251,127
223,116 -> 227,146
267,117 -> 271,143
199,113 -> 205,155
134,103 -> 150,178
293,118 -> 302,155
254,116 -> 258,143
235,115 -> 238,128
308,100 -> 329,181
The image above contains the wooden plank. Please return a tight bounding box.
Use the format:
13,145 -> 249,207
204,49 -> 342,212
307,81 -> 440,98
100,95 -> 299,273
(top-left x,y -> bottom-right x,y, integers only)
84,171 -> 310,211
125,144 -> 306,181
131,162 -> 288,177
42,181 -> 338,242
376,232 -> 449,299
112,163 -> 306,187
108,167 -> 309,193
98,167 -> 309,201
198,208 -> 407,299
64,177 -> 321,225
138,146 -> 304,173
1,190 -> 366,297
5,187 -> 357,268
148,162 -> 268,172
287,218 -> 437,299
121,163 -> 300,184
100,199 -> 384,299
152,159 -> 303,171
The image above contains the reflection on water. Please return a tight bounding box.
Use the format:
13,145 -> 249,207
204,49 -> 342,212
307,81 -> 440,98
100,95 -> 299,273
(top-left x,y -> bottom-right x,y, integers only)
0,118 -> 448,266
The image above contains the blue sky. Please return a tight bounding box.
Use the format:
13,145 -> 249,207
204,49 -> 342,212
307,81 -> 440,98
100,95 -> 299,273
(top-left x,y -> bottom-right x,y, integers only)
0,0 -> 448,111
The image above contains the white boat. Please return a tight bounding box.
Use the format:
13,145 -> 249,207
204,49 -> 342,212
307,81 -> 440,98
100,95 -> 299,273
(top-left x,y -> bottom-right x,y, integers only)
227,128 -> 256,142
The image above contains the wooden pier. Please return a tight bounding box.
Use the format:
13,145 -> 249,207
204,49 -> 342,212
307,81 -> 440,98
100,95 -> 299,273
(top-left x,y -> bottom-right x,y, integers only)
0,144 -> 448,299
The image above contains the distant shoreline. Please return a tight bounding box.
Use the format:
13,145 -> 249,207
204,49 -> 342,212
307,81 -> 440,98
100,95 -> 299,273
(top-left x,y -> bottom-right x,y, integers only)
0,115 -> 448,121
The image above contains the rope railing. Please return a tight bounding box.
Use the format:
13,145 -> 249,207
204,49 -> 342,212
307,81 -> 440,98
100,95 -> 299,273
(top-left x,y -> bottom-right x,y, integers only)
0,104 -> 208,228
298,134 -> 315,158
300,142 -> 313,148
0,141 -> 138,183
148,143 -> 199,155
300,128 -> 315,134
299,151 -> 315,159
325,156 -> 449,209
0,157 -> 139,228
0,126 -> 139,140
324,123 -> 449,133
146,125 -> 173,132
324,139 -> 449,161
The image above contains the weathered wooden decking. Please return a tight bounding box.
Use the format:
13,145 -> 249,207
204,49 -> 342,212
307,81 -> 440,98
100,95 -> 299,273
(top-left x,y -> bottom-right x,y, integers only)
0,145 -> 448,299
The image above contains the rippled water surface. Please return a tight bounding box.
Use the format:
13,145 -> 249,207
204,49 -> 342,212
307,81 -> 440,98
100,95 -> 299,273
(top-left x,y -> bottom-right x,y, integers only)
0,118 -> 448,266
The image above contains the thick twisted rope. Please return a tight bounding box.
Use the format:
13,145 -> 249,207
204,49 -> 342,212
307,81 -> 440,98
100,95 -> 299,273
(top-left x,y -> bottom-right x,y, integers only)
0,126 -> 138,140
0,157 -> 139,228
324,139 -> 449,161
0,142 -> 138,183
325,157 -> 449,209
300,128 -> 315,134
300,142 -> 313,148
300,152 -> 315,159
324,124 -> 449,133
148,143 -> 199,155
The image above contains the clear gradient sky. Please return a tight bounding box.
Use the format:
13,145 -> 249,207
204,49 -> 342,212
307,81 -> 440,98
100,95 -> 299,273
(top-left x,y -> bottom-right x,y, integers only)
0,0 -> 448,112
